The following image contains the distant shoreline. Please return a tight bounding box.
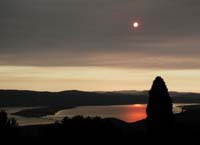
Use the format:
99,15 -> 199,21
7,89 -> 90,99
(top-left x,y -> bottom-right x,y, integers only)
12,106 -> 75,118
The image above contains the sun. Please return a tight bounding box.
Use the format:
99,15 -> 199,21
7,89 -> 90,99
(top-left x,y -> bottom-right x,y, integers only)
133,22 -> 139,28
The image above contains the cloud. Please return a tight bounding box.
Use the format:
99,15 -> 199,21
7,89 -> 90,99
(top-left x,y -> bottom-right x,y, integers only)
0,0 -> 200,69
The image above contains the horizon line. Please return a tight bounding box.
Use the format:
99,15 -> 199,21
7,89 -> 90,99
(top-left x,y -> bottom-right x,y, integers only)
0,89 -> 199,94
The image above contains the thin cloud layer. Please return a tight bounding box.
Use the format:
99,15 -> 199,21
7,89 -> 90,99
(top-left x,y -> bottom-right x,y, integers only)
1,0 -> 200,69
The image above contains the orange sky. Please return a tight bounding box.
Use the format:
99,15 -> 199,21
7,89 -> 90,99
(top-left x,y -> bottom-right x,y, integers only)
0,66 -> 200,92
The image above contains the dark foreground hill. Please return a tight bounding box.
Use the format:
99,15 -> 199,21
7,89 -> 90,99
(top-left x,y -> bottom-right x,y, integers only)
1,110 -> 200,144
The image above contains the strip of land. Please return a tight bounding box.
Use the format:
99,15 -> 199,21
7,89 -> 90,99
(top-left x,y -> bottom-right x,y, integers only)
12,106 -> 75,117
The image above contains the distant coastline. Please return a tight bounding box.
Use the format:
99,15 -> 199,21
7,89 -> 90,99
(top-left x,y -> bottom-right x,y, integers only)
12,106 -> 75,118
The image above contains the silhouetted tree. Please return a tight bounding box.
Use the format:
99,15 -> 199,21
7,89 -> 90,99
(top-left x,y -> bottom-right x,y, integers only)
146,76 -> 174,135
0,110 -> 17,128
0,110 -> 18,138
60,116 -> 122,141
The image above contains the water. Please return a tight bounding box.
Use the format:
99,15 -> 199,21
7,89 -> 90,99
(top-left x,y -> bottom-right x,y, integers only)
53,104 -> 147,123
50,104 -> 183,123
0,103 -> 195,125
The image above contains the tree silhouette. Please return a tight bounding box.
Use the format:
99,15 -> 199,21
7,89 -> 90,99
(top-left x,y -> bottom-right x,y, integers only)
0,110 -> 18,138
0,110 -> 18,129
146,76 -> 174,135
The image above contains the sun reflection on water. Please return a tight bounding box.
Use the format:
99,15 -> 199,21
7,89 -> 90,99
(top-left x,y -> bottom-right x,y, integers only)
120,104 -> 147,122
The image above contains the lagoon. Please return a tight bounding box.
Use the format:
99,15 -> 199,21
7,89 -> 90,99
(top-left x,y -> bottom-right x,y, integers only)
1,103 -> 192,125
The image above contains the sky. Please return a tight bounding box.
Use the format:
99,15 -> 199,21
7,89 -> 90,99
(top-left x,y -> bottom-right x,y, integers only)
1,0 -> 200,92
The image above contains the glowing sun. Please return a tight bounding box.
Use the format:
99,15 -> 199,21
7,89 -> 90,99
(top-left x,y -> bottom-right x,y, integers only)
133,22 -> 139,28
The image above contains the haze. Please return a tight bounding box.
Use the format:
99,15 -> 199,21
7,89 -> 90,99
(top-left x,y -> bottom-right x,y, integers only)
1,0 -> 200,92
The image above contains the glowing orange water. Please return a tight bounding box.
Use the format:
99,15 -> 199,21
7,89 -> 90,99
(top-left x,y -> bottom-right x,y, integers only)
118,104 -> 147,122
55,104 -> 147,123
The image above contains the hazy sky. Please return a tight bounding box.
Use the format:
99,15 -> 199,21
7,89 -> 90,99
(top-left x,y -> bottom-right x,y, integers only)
1,0 -> 200,92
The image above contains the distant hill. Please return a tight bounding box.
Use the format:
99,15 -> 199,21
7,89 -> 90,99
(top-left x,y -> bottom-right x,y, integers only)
0,90 -> 199,107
